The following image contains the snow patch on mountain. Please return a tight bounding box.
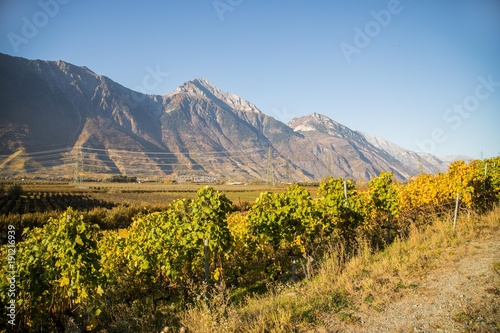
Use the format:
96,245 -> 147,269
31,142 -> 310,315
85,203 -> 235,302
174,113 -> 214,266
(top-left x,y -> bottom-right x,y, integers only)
288,113 -> 359,139
293,124 -> 317,132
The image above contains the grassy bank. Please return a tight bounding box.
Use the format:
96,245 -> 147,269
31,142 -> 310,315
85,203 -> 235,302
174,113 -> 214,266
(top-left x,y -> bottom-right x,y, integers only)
178,205 -> 500,333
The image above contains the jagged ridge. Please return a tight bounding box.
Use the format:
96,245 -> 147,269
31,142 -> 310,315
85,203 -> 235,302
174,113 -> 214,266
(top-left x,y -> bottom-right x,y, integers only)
0,53 -> 447,181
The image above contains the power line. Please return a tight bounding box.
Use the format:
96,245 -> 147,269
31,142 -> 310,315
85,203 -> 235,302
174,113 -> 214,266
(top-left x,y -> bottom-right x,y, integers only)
0,145 -> 276,179
0,147 -> 72,158
79,147 -> 267,156
73,147 -> 82,184
266,147 -> 274,186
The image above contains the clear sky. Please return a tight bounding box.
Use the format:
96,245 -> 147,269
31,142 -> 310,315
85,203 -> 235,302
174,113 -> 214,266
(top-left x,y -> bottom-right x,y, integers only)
1,0 -> 499,159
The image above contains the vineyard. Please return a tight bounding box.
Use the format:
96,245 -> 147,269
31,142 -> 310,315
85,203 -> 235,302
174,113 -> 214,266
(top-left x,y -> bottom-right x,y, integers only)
0,158 -> 499,332
0,193 -> 114,215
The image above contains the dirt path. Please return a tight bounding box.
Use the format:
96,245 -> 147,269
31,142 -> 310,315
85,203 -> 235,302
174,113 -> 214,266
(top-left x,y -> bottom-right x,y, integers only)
350,229 -> 500,333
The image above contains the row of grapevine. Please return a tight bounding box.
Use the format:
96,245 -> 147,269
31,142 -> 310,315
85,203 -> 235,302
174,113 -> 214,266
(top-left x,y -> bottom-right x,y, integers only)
0,158 -> 498,332
0,187 -> 233,331
0,193 -> 114,215
0,205 -> 156,245
399,158 -> 499,219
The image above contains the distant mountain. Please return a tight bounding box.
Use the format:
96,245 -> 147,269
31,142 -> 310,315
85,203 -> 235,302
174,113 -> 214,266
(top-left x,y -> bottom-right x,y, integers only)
360,132 -> 446,175
439,155 -> 473,164
0,53 -> 172,178
286,113 -> 444,180
0,53 -> 447,181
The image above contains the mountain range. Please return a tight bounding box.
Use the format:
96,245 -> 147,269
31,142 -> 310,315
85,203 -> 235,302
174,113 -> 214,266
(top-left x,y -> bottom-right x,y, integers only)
0,53 -> 447,182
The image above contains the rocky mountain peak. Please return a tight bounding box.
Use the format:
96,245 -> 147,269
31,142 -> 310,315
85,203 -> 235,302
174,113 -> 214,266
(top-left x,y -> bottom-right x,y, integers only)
0,53 -> 449,181
168,78 -> 262,114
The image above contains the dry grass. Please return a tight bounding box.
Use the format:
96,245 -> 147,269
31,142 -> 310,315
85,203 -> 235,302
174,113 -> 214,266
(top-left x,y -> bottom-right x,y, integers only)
179,206 -> 500,332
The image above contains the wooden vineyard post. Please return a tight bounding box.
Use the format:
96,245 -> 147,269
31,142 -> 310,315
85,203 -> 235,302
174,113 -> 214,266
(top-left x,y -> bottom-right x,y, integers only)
291,256 -> 296,282
453,192 -> 460,230
343,179 -> 348,206
204,238 -> 209,305
386,210 -> 392,244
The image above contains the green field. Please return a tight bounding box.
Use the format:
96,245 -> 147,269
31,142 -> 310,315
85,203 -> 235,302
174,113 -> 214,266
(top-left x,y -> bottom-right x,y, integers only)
0,181 -> 321,235
1,180 -> 320,208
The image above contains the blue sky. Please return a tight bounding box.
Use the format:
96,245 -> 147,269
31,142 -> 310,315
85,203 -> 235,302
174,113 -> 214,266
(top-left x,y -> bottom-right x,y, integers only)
1,0 -> 499,159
